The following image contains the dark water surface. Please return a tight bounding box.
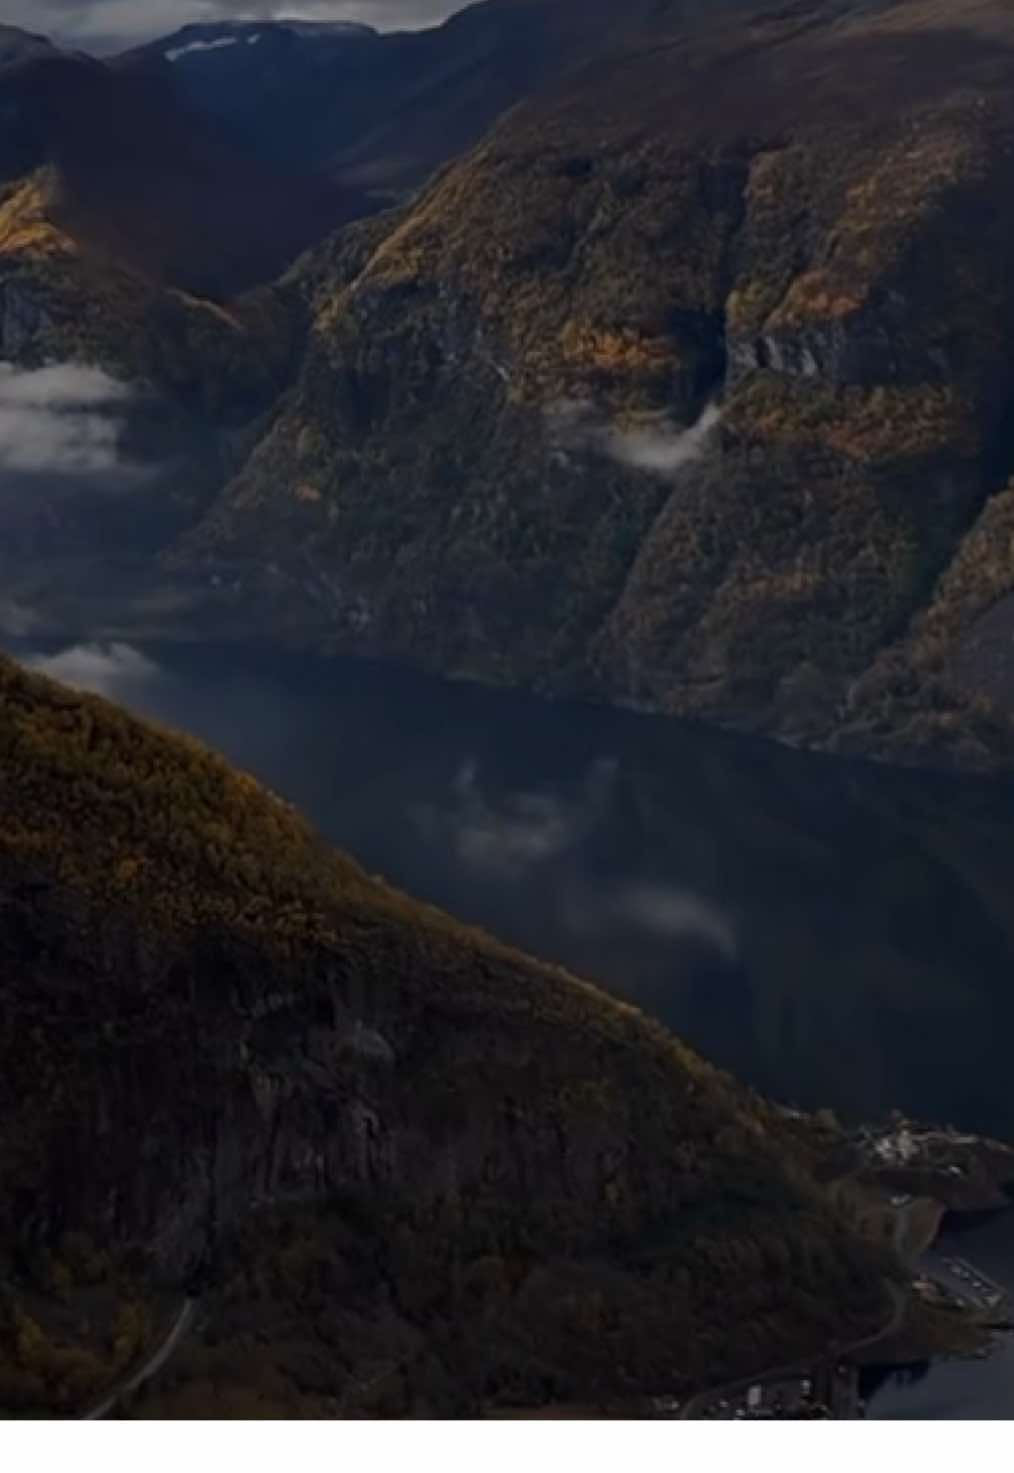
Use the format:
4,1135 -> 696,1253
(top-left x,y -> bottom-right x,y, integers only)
866,1212 -> 1014,1420
11,637 -> 1014,1416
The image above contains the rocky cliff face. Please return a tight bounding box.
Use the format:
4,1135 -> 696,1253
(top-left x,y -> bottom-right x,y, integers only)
0,653 -> 888,1414
7,1 -> 1014,772
166,0 -> 1014,771
0,2 -> 648,641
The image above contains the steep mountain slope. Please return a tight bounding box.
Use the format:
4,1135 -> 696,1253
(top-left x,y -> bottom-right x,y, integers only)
0,651 -> 888,1416
0,166 -> 301,613
173,0 -> 1014,771
0,3 -> 657,632
8,0 -> 1014,772
0,42 -> 362,297
117,1 -> 672,203
0,26 -> 63,181
0,37 -> 313,620
0,25 -> 57,66
115,21 -> 383,185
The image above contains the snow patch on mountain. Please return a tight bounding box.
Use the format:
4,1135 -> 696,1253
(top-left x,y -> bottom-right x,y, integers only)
165,35 -> 239,63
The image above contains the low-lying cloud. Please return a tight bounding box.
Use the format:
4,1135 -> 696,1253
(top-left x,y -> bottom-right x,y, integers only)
413,756 -> 619,879
608,402 -> 723,474
0,363 -> 138,482
412,756 -> 738,961
0,599 -> 45,639
547,398 -> 722,479
24,642 -> 162,699
608,884 -> 738,960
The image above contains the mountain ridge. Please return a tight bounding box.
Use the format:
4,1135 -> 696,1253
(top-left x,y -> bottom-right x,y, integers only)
161,0 -> 1014,772
6,1 -> 1014,769
113,0 -> 651,202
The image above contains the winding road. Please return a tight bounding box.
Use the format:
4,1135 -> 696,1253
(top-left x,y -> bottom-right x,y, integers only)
73,1202 -> 923,1420
80,1298 -> 198,1421
677,1280 -> 908,1419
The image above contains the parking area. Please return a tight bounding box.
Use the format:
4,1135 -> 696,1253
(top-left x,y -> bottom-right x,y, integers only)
922,1252 -> 1006,1311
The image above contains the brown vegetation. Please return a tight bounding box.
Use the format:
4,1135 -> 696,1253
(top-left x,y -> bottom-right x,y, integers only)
0,653 -> 892,1415
155,0 -> 1014,772
8,3 -> 1014,776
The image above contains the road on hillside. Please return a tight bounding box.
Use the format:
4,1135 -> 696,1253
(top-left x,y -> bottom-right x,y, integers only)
80,1298 -> 198,1421
677,1280 -> 908,1420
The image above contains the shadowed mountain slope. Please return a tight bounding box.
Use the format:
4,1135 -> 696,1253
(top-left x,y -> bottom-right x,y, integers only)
0,650 -> 888,1415
116,1 -> 690,202
0,43 -> 365,297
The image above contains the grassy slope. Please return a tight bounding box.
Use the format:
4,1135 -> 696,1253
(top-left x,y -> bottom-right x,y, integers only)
0,653 -> 890,1414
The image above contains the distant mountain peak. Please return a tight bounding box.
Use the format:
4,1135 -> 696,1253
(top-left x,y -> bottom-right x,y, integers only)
0,24 -> 60,72
266,19 -> 378,38
154,18 -> 377,65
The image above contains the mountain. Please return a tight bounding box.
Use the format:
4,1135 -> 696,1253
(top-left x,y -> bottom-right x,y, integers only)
0,650 -> 889,1416
114,21 -> 382,181
163,0 -> 1014,772
1,0 -> 645,305
8,0 -> 1014,772
0,25 -> 60,71
116,2 -> 657,204
0,41 -> 365,298
0,26 -> 63,180
0,2 -> 637,635
0,35 -> 331,607
0,147 -> 301,603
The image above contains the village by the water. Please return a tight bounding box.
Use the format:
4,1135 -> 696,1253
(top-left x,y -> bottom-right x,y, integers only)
665,1117 -> 1014,1419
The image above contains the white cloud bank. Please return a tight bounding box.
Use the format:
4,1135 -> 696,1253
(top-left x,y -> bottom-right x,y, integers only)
546,398 -> 722,480
412,756 -> 738,959
413,755 -> 619,878
608,402 -> 723,475
23,642 -> 162,698
607,884 -> 738,960
0,362 -> 137,479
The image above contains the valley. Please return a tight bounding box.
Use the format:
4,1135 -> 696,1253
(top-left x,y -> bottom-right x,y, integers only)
4,0 -> 1014,1424
0,643 -> 899,1417
8,3 -> 1014,768
6,634 -> 1014,1417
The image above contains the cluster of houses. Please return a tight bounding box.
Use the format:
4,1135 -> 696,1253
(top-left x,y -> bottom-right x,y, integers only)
854,1117 -> 975,1171
693,1374 -> 855,1420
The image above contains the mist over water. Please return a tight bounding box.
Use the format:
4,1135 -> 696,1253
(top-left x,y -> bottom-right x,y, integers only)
15,635 -> 1014,1138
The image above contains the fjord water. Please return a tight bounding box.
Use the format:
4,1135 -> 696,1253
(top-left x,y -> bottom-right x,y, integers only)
864,1210 -> 1014,1420
12,637 -> 1014,1416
